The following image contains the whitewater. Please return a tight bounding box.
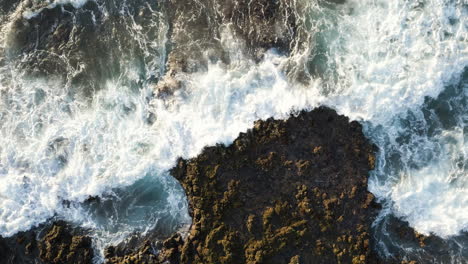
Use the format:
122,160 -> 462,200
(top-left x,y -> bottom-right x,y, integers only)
0,0 -> 466,261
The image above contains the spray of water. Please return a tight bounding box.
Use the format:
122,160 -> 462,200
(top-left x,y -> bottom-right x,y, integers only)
0,0 -> 466,261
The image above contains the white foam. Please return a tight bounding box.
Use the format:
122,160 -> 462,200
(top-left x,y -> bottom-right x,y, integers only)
391,128 -> 467,236
0,50 -> 321,237
326,0 -> 467,123
326,0 -> 467,237
56,0 -> 90,8
22,0 -> 92,19
0,0 -> 466,243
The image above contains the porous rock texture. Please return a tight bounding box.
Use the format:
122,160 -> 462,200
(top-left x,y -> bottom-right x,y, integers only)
2,107 -> 438,264
0,221 -> 93,264
106,106 -> 380,264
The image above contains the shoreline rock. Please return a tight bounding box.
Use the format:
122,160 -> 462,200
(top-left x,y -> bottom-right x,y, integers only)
0,221 -> 93,264
2,107 -> 452,264
106,106 -> 380,264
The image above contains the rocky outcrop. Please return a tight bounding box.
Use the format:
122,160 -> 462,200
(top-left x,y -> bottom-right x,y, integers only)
106,106 -> 380,264
37,223 -> 93,264
169,107 -> 378,264
2,107 -> 447,264
0,221 -> 93,264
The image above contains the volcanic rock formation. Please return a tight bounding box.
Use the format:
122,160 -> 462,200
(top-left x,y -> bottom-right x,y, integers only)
105,107 -> 380,264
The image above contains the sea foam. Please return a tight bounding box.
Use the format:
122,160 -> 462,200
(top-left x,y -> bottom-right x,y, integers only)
327,0 -> 467,238
22,0 -> 92,19
0,0 -> 466,248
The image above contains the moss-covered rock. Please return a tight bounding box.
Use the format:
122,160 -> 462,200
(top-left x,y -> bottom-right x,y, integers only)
0,221 -> 93,264
150,106 -> 379,264
38,223 -> 93,264
1,107 -> 435,264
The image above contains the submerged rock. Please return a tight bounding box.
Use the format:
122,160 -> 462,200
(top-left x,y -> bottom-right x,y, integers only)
2,0 -> 165,96
5,1 -> 104,81
374,215 -> 468,264
165,0 -> 299,62
155,0 -> 304,97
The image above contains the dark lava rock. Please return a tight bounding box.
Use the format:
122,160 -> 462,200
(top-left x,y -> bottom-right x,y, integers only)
170,107 -> 378,264
106,106 -> 380,264
2,107 -> 442,264
0,221 -> 93,264
38,222 -> 93,264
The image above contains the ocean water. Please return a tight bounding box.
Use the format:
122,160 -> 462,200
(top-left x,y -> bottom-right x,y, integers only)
0,0 -> 466,262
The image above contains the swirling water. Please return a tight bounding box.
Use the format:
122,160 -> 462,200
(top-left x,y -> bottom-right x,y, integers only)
0,0 -> 466,262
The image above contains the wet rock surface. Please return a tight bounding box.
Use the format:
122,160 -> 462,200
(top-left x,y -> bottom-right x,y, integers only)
0,107 -> 446,264
0,221 -> 93,264
0,1 -> 457,263
105,106 -> 380,264
155,0 -> 304,97
168,107 -> 378,264
374,215 -> 468,264
3,0 -> 166,96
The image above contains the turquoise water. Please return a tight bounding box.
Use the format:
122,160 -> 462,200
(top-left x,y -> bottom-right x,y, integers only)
0,0 -> 466,262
